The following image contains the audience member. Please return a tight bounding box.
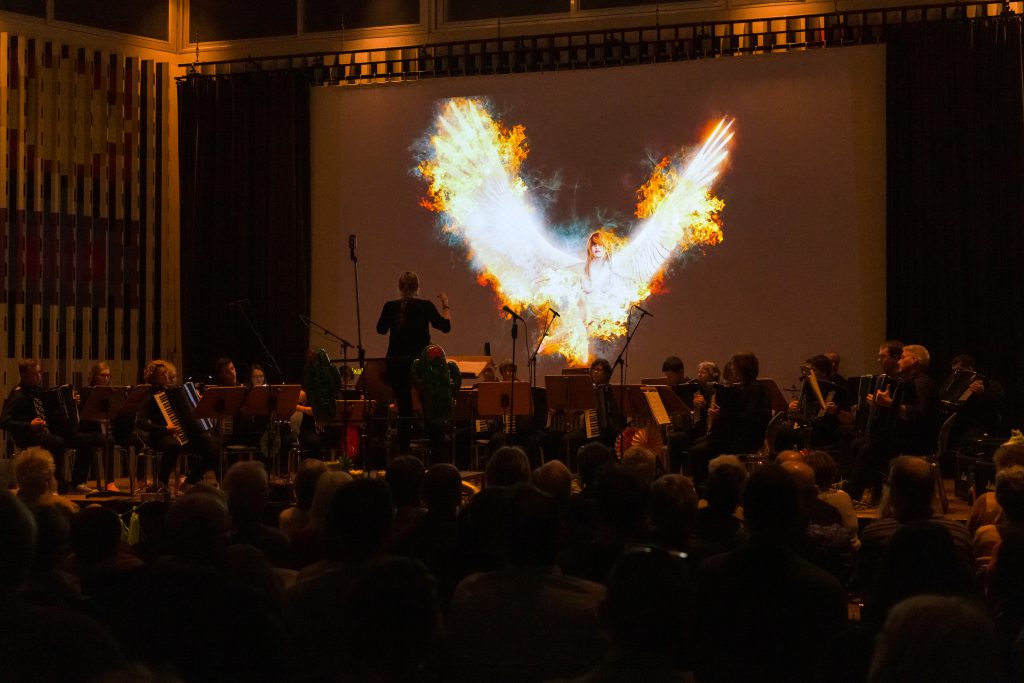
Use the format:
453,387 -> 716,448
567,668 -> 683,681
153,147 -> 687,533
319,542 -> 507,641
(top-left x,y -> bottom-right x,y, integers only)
621,444 -> 659,484
781,459 -> 855,582
974,465 -> 1024,570
969,435 -> 1024,534
857,456 -> 971,588
279,458 -> 327,534
868,595 -> 1001,683
695,464 -> 848,683
695,455 -> 746,551
448,484 -> 608,682
803,449 -> 859,547
222,460 -> 289,567
533,459 -> 573,508
386,454 -> 428,536
14,446 -> 79,515
485,445 -> 532,488
288,470 -> 352,571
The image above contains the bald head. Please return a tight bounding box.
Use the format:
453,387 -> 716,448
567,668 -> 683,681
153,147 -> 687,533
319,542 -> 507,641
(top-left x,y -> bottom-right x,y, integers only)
781,460 -> 818,498
887,456 -> 935,521
775,450 -> 804,466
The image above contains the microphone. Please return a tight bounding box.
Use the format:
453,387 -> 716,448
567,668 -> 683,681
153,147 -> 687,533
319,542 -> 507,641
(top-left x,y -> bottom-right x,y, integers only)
502,305 -> 525,322
348,234 -> 357,262
633,304 -> 654,318
549,307 -> 560,319
298,313 -> 310,326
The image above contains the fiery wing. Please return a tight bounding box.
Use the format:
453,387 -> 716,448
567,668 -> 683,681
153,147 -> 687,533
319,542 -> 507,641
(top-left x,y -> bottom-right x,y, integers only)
614,118 -> 733,290
417,98 -> 579,312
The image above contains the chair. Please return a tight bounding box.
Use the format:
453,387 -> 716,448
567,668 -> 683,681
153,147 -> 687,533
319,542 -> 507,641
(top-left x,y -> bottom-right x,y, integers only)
928,413 -> 957,514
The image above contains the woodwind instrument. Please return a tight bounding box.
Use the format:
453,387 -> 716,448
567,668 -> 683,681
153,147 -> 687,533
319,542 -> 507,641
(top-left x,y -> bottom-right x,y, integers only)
706,391 -> 718,436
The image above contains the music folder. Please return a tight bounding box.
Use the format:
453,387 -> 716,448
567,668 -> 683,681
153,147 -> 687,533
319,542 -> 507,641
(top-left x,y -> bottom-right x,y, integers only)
477,381 -> 533,417
241,384 -> 303,419
79,385 -> 130,422
193,386 -> 248,420
544,375 -> 598,412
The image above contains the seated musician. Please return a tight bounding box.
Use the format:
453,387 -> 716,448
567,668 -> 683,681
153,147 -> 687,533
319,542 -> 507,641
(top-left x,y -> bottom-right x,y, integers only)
135,359 -> 220,491
0,359 -> 99,494
661,356 -> 689,386
944,354 -> 1007,448
845,343 -> 940,504
211,357 -> 258,451
485,360 -> 543,463
775,355 -> 853,452
76,362 -> 133,493
249,364 -> 266,387
687,352 -> 772,484
660,356 -> 697,473
826,351 -> 845,386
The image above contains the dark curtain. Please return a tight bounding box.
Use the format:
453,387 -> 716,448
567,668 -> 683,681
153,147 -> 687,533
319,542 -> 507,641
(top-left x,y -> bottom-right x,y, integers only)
887,16 -> 1024,428
178,70 -> 311,383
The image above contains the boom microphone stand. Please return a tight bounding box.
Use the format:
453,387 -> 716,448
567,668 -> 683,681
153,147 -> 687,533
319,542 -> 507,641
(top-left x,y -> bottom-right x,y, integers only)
529,308 -> 559,388
348,234 -> 372,470
611,304 -> 653,457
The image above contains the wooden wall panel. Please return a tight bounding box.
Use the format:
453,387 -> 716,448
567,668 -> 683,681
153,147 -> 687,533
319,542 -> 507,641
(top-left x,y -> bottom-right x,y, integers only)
0,33 -> 169,392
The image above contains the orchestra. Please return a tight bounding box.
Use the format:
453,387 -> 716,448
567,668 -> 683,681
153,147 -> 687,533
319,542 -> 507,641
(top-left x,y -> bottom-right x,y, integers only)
0,310 -> 1010,506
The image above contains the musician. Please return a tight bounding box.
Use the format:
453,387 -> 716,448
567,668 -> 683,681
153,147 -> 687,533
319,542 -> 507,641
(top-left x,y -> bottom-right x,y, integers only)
846,344 -> 939,504
689,361 -> 720,436
376,271 -> 451,451
877,340 -> 903,377
0,359 -> 97,494
661,357 -> 688,386
249,364 -> 266,387
825,351 -> 845,385
776,355 -> 852,451
78,362 -> 134,493
135,359 -> 220,491
944,354 -> 1007,447
214,357 -> 238,387
687,352 -> 771,483
211,356 -> 257,450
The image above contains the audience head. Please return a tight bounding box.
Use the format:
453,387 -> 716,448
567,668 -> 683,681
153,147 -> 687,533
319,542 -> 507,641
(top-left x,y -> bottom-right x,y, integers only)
996,466 -> 1024,525
603,546 -> 693,655
742,464 -> 802,545
502,484 -> 560,566
994,439 -> 1024,471
0,490 -> 36,597
705,455 -> 747,512
532,460 -> 572,506
308,471 -> 353,530
423,463 -> 462,512
293,459 -> 328,511
485,446 -> 531,488
621,445 -> 657,484
868,595 -> 999,683
781,460 -> 819,502
14,447 -> 58,502
322,478 -> 394,562
729,351 -> 759,385
868,521 -> 972,625
222,461 -> 270,526
385,455 -> 425,508
649,474 -> 698,550
578,442 -> 613,490
341,556 -> 443,680
165,492 -> 231,564
30,503 -> 71,573
802,450 -> 840,492
774,450 -> 804,465
596,463 -> 650,538
885,456 -> 935,522
70,506 -> 123,564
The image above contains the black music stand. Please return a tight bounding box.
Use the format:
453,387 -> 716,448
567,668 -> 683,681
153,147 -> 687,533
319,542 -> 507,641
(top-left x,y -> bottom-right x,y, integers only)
193,386 -> 248,421
477,381 -> 532,434
241,385 -> 302,479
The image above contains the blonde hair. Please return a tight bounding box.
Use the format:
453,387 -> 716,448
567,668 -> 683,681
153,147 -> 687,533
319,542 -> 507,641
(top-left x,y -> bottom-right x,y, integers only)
14,447 -> 57,498
585,231 -> 614,278
144,359 -> 178,384
902,344 -> 930,370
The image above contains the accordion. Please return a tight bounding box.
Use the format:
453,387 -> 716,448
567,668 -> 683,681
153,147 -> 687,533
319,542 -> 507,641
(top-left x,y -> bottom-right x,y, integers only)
155,382 -> 213,446
40,385 -> 80,436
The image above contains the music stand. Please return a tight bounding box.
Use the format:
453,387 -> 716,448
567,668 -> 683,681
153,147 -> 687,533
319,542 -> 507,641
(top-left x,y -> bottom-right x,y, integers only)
241,384 -> 302,419
80,386 -> 130,423
116,385 -> 159,494
193,386 -> 248,421
758,378 -> 789,414
640,377 -> 669,386
449,355 -> 493,380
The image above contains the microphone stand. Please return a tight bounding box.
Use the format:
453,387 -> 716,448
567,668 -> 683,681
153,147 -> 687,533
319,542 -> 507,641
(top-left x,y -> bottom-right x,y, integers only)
236,301 -> 284,384
611,307 -> 651,457
529,312 -> 557,388
508,315 -> 519,436
299,314 -> 357,465
349,237 -> 369,470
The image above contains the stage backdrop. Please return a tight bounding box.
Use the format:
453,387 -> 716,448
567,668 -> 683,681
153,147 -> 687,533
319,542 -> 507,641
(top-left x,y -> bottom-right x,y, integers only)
310,45 -> 885,388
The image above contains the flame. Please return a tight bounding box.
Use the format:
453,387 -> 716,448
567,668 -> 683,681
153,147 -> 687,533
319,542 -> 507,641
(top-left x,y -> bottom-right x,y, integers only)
417,98 -> 733,367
